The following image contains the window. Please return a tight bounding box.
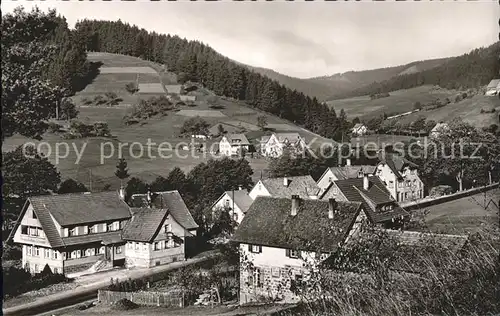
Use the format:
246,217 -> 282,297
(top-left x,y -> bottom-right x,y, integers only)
249,244 -> 262,253
107,223 -> 113,232
286,249 -> 300,259
116,246 -> 122,254
252,268 -> 262,287
99,246 -> 105,254
44,249 -> 50,258
69,228 -> 77,237
21,225 -> 29,235
62,252 -> 67,260
76,250 -> 81,258
332,187 -> 338,194
154,242 -> 160,251
27,246 -> 32,256
389,181 -> 394,188
328,177 -> 333,183
224,199 -> 230,208
142,243 -> 148,251
167,239 -> 174,248
35,247 -> 40,257
233,212 -> 238,222
52,250 -> 58,259
29,227 -> 39,236
32,211 -> 37,219
83,226 -> 88,235
165,224 -> 172,233
135,242 -> 139,250
271,267 -> 280,278
53,267 -> 58,274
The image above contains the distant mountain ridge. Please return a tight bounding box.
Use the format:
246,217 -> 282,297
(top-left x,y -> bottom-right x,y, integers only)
244,57 -> 450,101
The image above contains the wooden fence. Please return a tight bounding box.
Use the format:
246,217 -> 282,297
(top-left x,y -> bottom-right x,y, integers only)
98,289 -> 183,307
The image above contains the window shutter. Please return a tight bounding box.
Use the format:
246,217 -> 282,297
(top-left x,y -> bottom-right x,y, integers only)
285,249 -> 290,257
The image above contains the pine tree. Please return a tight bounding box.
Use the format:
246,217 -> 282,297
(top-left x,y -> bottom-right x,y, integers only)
115,158 -> 130,187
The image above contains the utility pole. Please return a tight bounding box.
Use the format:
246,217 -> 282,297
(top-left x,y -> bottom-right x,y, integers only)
56,99 -> 59,120
89,168 -> 92,192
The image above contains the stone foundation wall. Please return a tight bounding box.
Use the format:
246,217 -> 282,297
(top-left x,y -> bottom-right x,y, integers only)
148,253 -> 185,267
64,261 -> 95,275
125,257 -> 149,268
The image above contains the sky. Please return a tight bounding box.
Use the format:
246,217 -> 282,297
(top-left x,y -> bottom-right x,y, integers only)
2,1 -> 498,78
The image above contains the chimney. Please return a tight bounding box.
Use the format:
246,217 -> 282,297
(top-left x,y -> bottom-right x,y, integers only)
238,185 -> 243,191
328,198 -> 337,219
119,186 -> 126,200
283,177 -> 290,187
363,173 -> 369,190
291,195 -> 300,216
346,158 -> 351,166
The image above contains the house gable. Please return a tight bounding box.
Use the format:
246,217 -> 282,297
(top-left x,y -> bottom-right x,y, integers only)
249,180 -> 271,200
13,203 -> 53,248
317,168 -> 337,190
152,213 -> 187,242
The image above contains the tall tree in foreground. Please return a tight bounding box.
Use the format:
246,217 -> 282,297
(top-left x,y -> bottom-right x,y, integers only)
1,7 -> 65,140
115,158 -> 130,188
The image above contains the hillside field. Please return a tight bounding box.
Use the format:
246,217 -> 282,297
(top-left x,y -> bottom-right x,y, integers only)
328,85 -> 500,129
2,53 -> 337,191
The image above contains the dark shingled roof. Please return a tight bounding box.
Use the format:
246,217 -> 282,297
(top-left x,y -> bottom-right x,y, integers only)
334,177 -> 409,223
326,166 -> 377,180
261,176 -> 320,199
378,154 -> 418,179
232,196 -> 363,253
224,134 -> 250,146
217,190 -> 254,214
30,191 -> 131,226
8,192 -> 131,248
122,208 -> 168,242
63,231 -> 123,246
129,191 -> 198,230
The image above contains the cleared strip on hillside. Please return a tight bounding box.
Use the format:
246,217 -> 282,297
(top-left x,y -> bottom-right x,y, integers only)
100,67 -> 158,74
138,83 -> 165,94
176,110 -> 227,118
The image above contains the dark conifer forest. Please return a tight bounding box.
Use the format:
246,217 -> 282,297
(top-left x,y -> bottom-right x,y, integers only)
74,20 -> 351,141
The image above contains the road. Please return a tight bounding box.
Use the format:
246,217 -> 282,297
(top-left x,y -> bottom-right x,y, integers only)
3,253 -> 219,316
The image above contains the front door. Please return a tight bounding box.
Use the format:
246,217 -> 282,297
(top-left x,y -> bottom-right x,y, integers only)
105,245 -> 111,260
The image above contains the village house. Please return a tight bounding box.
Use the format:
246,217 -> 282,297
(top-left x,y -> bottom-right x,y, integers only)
316,160 -> 376,190
249,175 -> 320,200
219,133 -> 250,156
8,190 -> 198,276
429,122 -> 450,139
260,133 -> 308,158
211,188 -> 254,225
121,207 -> 189,268
232,196 -> 366,304
351,123 -> 368,136
319,174 -> 409,227
485,79 -> 500,96
375,154 -> 424,202
9,191 -> 131,276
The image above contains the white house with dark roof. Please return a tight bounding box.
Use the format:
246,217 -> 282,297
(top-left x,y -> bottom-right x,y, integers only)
429,122 -> 450,139
375,154 -> 424,202
319,174 -> 409,227
485,79 -> 500,96
219,133 -> 250,156
8,189 -> 198,276
232,196 -> 366,304
211,188 -> 254,225
249,175 -> 320,200
317,163 -> 377,191
260,133 -> 307,158
351,123 -> 368,136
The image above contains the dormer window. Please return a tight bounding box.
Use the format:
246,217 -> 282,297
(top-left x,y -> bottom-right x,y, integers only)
107,223 -> 113,231
69,227 -> 77,237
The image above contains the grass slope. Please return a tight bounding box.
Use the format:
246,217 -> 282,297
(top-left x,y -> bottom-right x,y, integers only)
3,52 -> 336,191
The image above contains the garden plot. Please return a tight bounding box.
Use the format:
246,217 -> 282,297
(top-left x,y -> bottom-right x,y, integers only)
100,67 -> 158,74
176,110 -> 227,118
138,83 -> 165,94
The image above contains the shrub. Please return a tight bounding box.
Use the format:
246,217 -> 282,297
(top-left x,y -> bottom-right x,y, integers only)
125,82 -> 138,94
4,266 -> 72,298
93,122 -> 111,137
81,97 -> 93,105
47,122 -> 63,133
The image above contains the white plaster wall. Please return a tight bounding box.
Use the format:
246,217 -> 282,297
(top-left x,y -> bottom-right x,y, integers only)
249,181 -> 271,200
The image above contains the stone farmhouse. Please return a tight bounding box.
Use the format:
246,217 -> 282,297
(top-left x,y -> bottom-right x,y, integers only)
232,196 -> 366,304
8,189 -> 198,276
375,154 -> 424,202
260,133 -> 308,158
219,133 -> 250,157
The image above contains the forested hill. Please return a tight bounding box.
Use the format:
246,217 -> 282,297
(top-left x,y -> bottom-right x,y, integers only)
328,43 -> 500,100
75,20 -> 351,141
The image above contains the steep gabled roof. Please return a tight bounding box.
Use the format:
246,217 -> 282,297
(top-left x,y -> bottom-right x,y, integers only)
274,133 -> 303,143
122,208 -> 169,242
232,196 -> 363,253
378,154 -> 418,179
261,175 -> 320,199
335,177 -> 409,223
129,190 -> 198,230
326,165 -> 377,180
29,191 -> 131,226
487,79 -> 500,89
8,192 -> 132,248
214,190 -> 254,214
224,134 -> 250,146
